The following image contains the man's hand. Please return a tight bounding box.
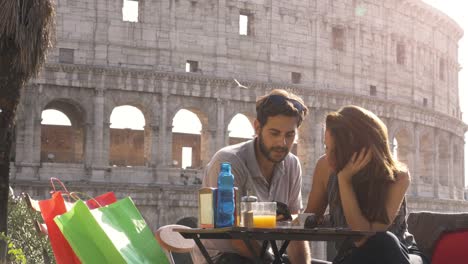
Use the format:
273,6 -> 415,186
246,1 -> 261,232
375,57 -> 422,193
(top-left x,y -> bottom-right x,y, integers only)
338,148 -> 372,183
276,201 -> 292,221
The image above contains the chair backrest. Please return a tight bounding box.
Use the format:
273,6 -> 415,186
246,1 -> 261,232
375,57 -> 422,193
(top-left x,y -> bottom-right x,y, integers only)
431,229 -> 468,264
407,211 -> 468,258
155,224 -> 196,264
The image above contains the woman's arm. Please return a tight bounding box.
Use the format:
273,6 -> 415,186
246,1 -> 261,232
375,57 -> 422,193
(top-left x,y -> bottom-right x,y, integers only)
304,155 -> 331,217
337,149 -> 410,231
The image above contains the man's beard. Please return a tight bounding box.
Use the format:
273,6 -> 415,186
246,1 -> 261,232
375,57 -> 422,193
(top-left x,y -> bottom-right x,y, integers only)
258,132 -> 289,163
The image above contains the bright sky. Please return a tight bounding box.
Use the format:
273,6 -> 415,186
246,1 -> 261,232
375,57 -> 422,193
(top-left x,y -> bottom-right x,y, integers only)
42,107 -> 254,137
41,109 -> 71,126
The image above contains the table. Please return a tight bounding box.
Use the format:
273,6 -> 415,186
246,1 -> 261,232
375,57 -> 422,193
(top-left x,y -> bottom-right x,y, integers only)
175,227 -> 374,264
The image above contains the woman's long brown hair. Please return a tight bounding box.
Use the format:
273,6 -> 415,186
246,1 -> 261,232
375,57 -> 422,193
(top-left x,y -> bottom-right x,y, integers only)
326,105 -> 406,224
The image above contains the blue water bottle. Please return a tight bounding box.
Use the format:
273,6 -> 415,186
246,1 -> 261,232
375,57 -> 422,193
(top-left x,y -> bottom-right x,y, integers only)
215,162 -> 235,227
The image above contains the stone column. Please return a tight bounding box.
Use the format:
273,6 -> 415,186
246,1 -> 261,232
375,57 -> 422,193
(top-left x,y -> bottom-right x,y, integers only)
147,124 -> 159,167
84,122 -> 93,169
298,110 -> 315,195
22,85 -> 39,165
142,121 -> 155,167
448,134 -> 454,199
313,109 -> 326,167
411,123 -> 419,196
411,41 -> 416,103
216,99 -> 226,151
101,121 -> 111,166
15,90 -> 40,179
165,125 -> 173,166
224,127 -> 230,147
457,138 -> 465,199
32,116 -> 42,164
158,93 -> 169,166
92,88 -> 105,167
433,129 -> 439,198
200,128 -> 216,167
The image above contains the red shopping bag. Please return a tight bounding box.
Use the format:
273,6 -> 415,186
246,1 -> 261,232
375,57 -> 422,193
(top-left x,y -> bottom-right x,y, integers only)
39,178 -> 118,264
86,192 -> 117,209
39,191 -> 81,264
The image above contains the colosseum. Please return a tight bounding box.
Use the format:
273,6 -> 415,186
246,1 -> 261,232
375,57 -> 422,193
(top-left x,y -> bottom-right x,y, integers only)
10,0 -> 467,259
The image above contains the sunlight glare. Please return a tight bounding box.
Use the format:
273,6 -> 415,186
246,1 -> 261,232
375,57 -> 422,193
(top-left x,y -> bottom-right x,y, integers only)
122,0 -> 138,22
172,109 -> 202,134
239,15 -> 248,35
228,114 -> 254,138
41,109 -> 72,126
110,105 -> 145,130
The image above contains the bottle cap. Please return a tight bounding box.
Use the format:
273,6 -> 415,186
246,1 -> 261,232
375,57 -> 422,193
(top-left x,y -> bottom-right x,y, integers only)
241,196 -> 258,202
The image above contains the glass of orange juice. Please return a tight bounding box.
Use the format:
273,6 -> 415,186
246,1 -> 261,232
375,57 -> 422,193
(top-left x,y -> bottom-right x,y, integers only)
252,202 -> 276,228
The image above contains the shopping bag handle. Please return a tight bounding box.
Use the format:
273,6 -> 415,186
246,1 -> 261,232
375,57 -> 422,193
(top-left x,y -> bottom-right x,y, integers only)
50,177 -> 70,193
69,192 -> 103,208
50,177 -> 71,202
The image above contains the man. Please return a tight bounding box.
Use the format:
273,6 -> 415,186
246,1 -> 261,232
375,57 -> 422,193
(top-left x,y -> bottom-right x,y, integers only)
198,89 -> 311,264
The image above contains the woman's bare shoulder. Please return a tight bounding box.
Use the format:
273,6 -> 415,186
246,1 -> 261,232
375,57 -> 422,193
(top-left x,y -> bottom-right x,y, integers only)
314,155 -> 333,181
394,170 -> 411,186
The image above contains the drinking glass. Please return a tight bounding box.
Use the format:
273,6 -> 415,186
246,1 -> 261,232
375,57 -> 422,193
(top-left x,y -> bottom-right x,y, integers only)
252,202 -> 277,228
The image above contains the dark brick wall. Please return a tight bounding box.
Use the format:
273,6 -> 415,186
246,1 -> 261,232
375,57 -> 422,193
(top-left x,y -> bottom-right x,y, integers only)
40,125 -> 83,163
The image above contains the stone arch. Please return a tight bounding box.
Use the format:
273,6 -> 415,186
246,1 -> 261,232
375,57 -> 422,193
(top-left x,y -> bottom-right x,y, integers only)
167,96 -> 217,167
171,108 -> 203,169
40,98 -> 86,163
105,98 -> 154,125
167,97 -> 214,130
108,105 -> 147,166
224,100 -> 256,145
437,136 -> 449,187
105,93 -> 157,167
419,130 -> 434,185
226,113 -> 255,146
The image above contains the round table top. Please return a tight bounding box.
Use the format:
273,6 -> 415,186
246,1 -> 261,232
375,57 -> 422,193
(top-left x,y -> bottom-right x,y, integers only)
155,224 -> 195,253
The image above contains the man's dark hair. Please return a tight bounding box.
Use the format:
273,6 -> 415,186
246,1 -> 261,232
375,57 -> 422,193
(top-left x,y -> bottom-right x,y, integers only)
256,89 -> 308,127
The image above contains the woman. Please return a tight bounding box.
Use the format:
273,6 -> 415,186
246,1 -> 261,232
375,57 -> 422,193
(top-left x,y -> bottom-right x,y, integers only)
305,106 -> 428,264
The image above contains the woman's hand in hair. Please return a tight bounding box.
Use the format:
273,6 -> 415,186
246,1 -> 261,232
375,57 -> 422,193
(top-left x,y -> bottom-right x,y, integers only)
338,148 -> 372,183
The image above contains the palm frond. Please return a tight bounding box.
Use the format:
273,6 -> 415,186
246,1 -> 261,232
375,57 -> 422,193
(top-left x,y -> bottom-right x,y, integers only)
0,0 -> 55,79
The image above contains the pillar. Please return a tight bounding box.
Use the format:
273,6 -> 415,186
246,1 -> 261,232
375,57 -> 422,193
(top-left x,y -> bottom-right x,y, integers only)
92,88 -> 105,167
411,123 -> 419,196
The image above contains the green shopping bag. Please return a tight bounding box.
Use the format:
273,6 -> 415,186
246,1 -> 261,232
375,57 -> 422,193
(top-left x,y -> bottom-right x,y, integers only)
54,197 -> 169,264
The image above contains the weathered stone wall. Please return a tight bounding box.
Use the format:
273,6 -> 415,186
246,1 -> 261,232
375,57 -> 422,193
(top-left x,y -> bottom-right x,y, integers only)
47,0 -> 463,117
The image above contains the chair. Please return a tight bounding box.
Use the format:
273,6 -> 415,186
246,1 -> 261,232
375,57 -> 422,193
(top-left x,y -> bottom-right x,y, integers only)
23,193 -> 48,236
431,229 -> 468,264
155,224 -> 196,264
408,211 -> 468,259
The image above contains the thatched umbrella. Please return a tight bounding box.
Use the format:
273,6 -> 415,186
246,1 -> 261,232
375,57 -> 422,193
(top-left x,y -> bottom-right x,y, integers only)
0,0 -> 55,259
